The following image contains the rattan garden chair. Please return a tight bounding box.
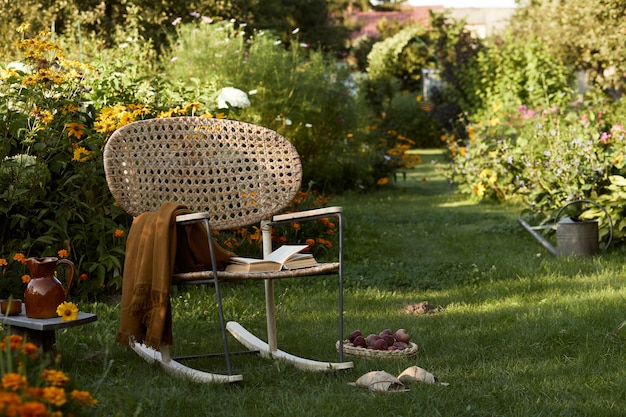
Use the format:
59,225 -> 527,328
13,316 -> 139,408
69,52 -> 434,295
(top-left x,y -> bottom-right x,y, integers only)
103,116 -> 352,383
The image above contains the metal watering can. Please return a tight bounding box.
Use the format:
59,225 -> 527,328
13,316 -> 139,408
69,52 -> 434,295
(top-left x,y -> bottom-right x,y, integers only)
518,200 -> 613,257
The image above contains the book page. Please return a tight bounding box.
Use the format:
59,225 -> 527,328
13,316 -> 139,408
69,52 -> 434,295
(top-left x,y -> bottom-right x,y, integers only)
264,244 -> 309,263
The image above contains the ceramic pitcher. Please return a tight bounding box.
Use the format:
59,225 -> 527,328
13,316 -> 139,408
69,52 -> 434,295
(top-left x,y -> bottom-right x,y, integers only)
24,257 -> 74,319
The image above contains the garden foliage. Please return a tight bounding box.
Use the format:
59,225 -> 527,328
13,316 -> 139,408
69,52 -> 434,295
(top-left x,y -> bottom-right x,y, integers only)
0,334 -> 98,416
165,18 -> 407,192
440,28 -> 626,242
0,14 -> 416,300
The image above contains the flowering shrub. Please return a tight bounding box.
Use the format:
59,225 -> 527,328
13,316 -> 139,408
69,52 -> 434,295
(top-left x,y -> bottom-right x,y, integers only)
0,334 -> 97,416
0,27 -> 230,300
443,93 -> 626,241
214,188 -> 339,260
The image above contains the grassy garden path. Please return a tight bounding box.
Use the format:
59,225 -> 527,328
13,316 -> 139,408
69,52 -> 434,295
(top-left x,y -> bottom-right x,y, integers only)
61,149 -> 626,416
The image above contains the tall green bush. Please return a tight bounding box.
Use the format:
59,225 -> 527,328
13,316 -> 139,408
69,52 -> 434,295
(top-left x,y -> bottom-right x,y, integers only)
165,18 -> 397,192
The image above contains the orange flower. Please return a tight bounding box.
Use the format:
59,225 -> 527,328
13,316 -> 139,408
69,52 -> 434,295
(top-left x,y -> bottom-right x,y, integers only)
79,273 -> 88,281
114,229 -> 124,237
1,335 -> 23,351
0,392 -> 21,417
2,373 -> 27,391
320,218 -> 335,229
21,342 -> 39,358
19,401 -> 47,417
70,390 -> 98,407
291,222 -> 301,231
22,275 -> 31,284
13,253 -> 27,264
0,258 -> 7,267
305,238 -> 316,246
57,249 -> 69,258
42,386 -> 67,407
316,238 -> 333,248
41,369 -> 70,387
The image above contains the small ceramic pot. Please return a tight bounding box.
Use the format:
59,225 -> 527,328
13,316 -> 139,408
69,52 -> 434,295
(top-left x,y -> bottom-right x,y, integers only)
1,299 -> 23,316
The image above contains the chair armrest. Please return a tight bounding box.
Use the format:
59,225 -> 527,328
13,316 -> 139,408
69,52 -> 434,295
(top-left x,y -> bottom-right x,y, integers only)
175,212 -> 211,224
270,206 -> 342,224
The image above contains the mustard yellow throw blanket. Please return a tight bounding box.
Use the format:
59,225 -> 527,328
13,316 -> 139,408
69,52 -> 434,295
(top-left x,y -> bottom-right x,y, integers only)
116,202 -> 234,350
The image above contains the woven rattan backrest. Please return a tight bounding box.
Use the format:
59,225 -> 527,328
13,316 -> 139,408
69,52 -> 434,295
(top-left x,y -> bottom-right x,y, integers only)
103,117 -> 302,230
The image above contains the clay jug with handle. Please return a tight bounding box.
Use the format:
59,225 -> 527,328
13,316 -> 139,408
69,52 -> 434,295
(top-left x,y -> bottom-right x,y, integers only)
24,257 -> 74,319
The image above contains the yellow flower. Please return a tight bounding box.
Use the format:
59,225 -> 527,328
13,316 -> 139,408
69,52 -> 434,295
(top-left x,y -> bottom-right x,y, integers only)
56,301 -> 79,322
62,104 -> 80,114
473,182 -> 486,198
65,122 -> 85,139
57,249 -> 69,258
72,146 -> 93,162
17,23 -> 31,33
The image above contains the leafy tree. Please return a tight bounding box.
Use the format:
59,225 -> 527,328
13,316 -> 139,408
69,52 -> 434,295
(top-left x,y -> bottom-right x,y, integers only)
427,11 -> 483,133
510,0 -> 626,98
2,0 -> 350,59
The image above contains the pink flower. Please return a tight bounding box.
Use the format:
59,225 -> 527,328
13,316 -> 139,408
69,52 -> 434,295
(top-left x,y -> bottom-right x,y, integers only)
600,132 -> 611,144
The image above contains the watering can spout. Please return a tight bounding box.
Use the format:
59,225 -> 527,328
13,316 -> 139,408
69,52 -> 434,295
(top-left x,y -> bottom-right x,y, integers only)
517,218 -> 558,256
517,199 -> 613,257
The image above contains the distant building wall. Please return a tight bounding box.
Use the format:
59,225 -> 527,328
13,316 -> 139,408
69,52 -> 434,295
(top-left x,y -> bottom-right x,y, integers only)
347,6 -> 516,40
447,8 -> 516,37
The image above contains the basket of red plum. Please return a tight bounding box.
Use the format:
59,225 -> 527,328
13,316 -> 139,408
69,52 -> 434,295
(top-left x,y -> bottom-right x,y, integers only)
337,328 -> 418,358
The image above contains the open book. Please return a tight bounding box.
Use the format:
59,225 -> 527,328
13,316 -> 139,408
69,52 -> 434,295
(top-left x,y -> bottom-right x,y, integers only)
225,244 -> 318,273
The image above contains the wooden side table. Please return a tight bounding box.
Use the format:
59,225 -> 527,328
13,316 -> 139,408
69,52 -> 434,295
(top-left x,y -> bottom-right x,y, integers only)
0,304 -> 97,353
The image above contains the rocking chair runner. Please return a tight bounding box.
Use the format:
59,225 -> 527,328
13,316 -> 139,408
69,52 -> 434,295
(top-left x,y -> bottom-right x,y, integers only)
103,116 -> 353,383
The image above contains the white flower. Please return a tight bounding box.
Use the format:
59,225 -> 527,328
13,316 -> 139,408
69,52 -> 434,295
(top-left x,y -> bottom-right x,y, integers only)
285,119 -> 293,126
305,123 -> 312,128
248,89 -> 257,95
217,87 -> 251,109
274,40 -> 282,46
292,28 -> 300,34
6,62 -> 31,73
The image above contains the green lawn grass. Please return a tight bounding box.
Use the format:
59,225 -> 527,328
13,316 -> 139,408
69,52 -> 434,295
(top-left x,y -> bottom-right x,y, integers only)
54,149 -> 626,416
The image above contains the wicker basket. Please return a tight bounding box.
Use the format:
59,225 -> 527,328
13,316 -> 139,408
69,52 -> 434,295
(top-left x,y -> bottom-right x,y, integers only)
337,340 -> 418,358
